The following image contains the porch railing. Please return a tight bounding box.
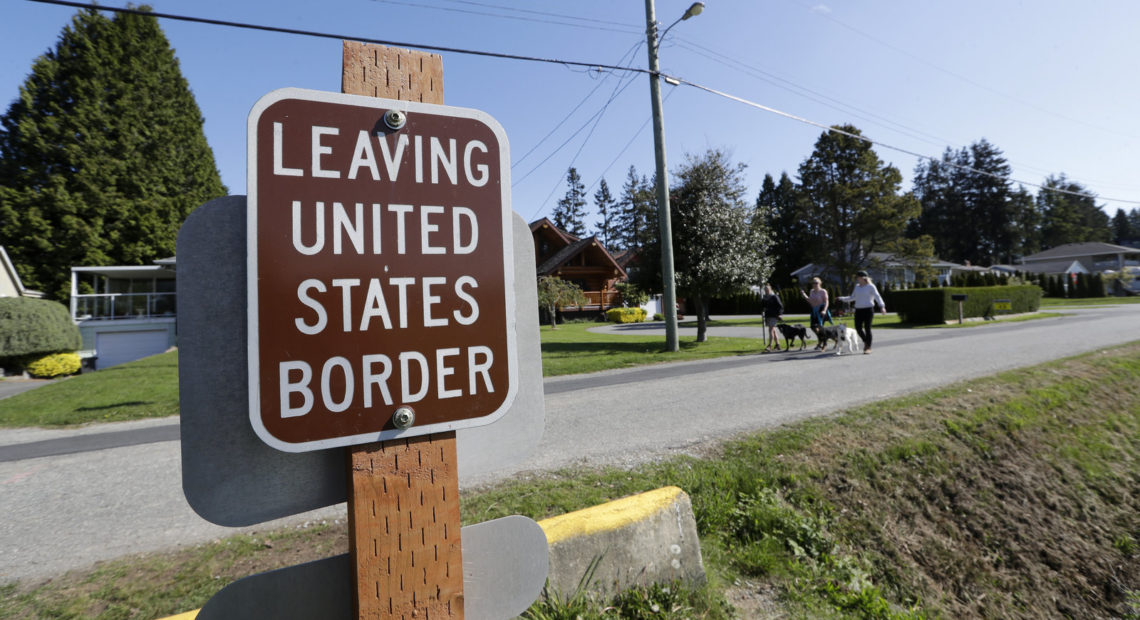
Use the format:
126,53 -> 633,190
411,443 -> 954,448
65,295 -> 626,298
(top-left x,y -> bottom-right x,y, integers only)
72,292 -> 177,321
565,291 -> 622,310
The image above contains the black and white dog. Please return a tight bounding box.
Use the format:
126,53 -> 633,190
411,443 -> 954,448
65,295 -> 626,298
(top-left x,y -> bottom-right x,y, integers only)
812,324 -> 862,355
776,323 -> 809,351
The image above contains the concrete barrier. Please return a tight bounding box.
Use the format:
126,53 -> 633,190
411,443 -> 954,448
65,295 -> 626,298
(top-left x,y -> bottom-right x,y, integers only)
159,486 -> 704,617
540,486 -> 706,600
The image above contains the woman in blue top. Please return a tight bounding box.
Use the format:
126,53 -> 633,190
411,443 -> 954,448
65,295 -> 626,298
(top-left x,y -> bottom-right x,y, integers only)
838,271 -> 886,354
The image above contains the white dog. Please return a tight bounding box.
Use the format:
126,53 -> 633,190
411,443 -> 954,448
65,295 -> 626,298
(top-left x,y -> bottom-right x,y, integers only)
838,324 -> 862,356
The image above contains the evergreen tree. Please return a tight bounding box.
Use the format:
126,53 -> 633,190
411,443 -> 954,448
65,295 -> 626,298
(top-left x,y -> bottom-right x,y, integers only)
757,172 -> 809,284
911,139 -> 1015,265
616,165 -> 657,254
1008,185 -> 1041,260
592,178 -> 618,250
798,125 -> 922,284
552,167 -> 588,237
0,8 -> 226,301
1038,174 -> 1111,248
1129,208 -> 1140,240
1112,208 -> 1133,244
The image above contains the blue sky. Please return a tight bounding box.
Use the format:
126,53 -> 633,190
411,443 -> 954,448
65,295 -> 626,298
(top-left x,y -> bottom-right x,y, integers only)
4,0 -> 1140,230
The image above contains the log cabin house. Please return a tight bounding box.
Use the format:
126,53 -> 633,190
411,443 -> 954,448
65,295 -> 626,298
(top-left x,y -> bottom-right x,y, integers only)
530,218 -> 627,311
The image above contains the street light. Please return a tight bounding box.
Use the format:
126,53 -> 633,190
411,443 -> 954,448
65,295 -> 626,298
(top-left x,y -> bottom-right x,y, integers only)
645,1 -> 703,352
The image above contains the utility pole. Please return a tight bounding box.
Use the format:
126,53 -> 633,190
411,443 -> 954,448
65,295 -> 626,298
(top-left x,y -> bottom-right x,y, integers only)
645,1 -> 703,353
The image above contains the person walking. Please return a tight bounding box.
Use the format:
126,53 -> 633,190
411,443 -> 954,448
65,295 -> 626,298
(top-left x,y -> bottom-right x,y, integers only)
800,277 -> 833,330
762,283 -> 784,352
838,271 -> 886,354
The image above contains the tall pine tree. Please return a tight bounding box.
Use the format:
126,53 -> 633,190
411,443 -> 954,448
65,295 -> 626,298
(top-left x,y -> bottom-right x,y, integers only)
798,125 -> 921,284
1038,174 -> 1111,248
616,165 -> 657,253
551,167 -> 588,237
756,171 -> 808,283
593,178 -> 618,250
0,8 -> 226,301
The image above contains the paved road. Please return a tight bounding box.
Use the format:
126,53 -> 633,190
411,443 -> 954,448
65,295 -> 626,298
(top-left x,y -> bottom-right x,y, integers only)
1,306 -> 1138,582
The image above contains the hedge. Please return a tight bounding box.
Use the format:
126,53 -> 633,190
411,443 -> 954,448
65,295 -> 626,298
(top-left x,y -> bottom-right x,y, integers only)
0,297 -> 81,359
606,307 -> 648,323
886,285 -> 1041,324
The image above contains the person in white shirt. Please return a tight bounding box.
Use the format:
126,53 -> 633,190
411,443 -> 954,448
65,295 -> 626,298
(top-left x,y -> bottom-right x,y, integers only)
838,270 -> 886,354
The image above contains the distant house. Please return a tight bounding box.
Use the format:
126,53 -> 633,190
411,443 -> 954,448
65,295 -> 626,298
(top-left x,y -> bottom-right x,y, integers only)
70,258 -> 177,369
1016,242 -> 1140,275
530,218 -> 627,309
791,252 -> 981,289
0,246 -> 43,299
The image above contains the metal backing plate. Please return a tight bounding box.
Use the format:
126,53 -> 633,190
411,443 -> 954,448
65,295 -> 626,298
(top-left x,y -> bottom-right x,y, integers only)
178,196 -> 544,527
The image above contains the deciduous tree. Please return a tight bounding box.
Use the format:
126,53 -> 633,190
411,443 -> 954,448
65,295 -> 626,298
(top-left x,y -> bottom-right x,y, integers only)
640,149 -> 773,342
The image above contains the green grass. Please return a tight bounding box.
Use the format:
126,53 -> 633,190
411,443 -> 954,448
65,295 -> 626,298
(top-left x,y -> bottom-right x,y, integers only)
540,320 -> 763,376
0,352 -> 179,427
8,343 -> 1138,619
1040,295 -> 1140,307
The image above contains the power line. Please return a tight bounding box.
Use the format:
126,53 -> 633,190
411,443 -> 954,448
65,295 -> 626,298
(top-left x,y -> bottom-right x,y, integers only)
370,0 -> 642,35
676,78 -> 1140,206
26,0 -> 653,77
26,0 -> 1140,205
374,0 -> 642,32
788,0 -> 1138,142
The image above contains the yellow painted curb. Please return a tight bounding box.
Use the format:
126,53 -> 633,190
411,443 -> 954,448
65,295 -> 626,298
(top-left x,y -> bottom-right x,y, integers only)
158,486 -> 690,619
537,485 -> 685,545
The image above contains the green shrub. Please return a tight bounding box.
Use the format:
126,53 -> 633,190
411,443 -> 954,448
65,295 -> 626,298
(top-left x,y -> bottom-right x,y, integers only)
653,313 -> 664,321
0,297 -> 81,359
24,352 -> 81,378
605,307 -> 647,323
887,285 -> 1041,324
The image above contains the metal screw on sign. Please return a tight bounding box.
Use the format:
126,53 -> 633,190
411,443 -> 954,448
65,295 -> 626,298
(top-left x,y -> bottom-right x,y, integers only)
384,109 -> 406,130
391,406 -> 415,429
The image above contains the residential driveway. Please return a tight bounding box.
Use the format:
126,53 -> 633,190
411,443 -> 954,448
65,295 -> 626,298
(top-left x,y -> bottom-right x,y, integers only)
0,378 -> 52,401
589,315 -> 769,339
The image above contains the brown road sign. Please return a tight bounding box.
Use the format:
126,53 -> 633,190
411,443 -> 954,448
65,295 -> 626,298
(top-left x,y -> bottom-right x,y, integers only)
247,88 -> 517,452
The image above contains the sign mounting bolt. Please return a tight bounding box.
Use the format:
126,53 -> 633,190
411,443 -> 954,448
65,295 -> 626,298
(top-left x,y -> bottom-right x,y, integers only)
392,406 -> 415,429
384,109 -> 407,130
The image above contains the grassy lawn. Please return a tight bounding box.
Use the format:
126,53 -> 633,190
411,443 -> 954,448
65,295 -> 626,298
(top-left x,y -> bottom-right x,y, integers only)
541,320 -> 763,376
0,352 -> 179,427
5,343 -> 1138,619
0,296 -> 1129,428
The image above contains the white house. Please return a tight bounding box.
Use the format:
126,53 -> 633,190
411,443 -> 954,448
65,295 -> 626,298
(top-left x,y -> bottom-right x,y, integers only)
0,246 -> 43,299
791,252 -> 984,288
70,259 -> 177,369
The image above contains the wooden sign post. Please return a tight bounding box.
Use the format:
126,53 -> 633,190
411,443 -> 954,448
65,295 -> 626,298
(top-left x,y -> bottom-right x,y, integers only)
341,42 -> 463,619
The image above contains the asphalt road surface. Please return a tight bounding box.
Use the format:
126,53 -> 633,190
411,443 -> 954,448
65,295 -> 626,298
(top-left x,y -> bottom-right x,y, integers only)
1,306 -> 1137,582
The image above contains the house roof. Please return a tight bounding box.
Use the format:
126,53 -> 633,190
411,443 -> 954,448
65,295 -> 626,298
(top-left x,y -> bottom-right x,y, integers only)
529,218 -> 579,244
1021,242 -> 1140,262
0,245 -> 43,298
536,235 -> 627,279
1013,259 -> 1088,275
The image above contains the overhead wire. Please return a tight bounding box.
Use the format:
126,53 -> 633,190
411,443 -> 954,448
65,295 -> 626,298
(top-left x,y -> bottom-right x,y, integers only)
26,0 -> 654,76
787,0 -> 1139,142
370,0 -> 642,35
674,78 -> 1140,206
374,0 -> 642,32
26,0 -> 1140,206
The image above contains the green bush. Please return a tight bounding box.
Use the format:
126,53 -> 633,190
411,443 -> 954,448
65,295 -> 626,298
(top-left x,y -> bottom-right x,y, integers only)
606,307 -> 648,323
25,352 -> 81,378
0,297 -> 81,359
887,285 -> 1042,324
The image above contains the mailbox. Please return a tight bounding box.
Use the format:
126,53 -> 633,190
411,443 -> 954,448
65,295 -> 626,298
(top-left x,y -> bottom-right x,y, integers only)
951,294 -> 968,302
